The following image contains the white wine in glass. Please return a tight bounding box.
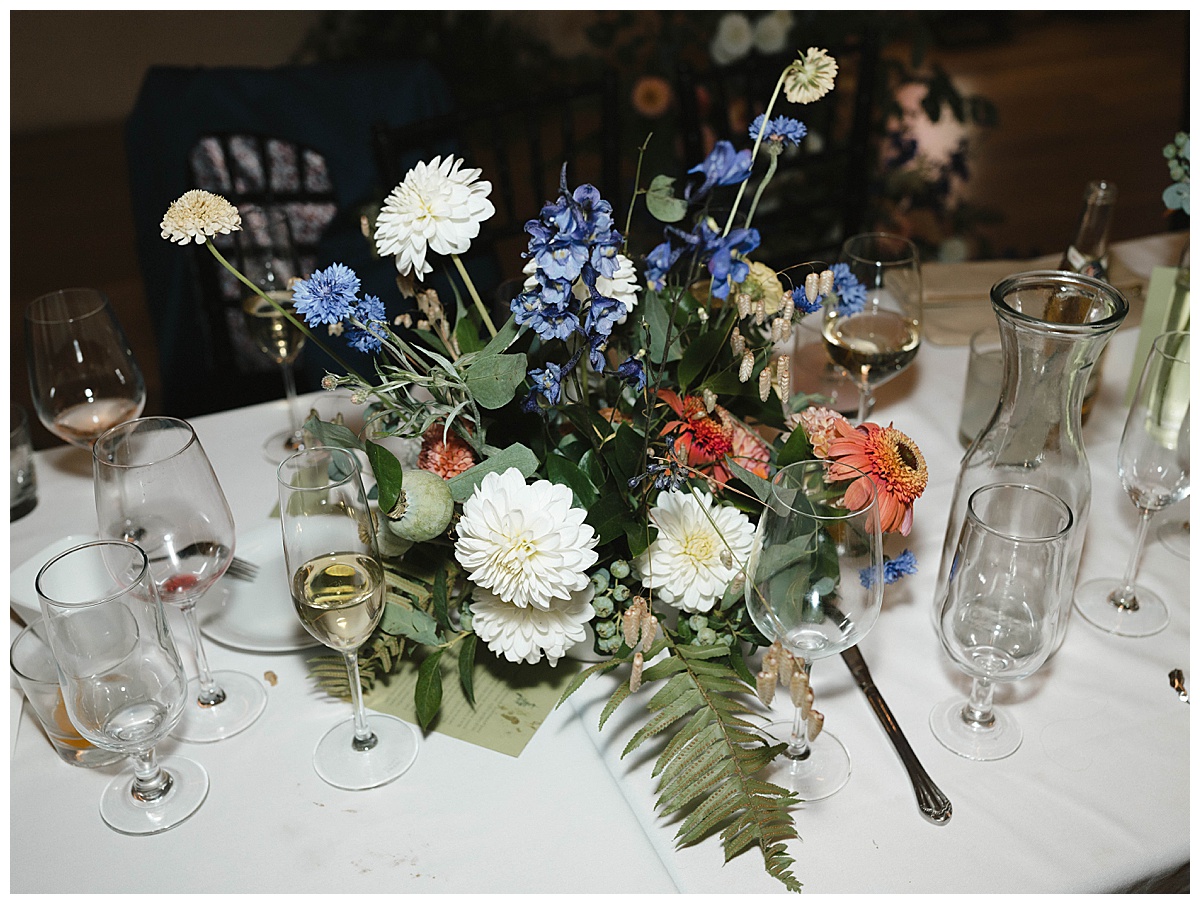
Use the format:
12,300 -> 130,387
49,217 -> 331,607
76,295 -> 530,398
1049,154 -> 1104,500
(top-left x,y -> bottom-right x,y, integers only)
822,233 -> 923,423
25,288 -> 146,448
242,289 -> 308,461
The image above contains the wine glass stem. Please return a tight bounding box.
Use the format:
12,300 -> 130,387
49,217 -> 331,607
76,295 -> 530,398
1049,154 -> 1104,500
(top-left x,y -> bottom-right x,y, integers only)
1110,508 -> 1155,610
179,600 -> 226,707
856,378 -> 872,424
961,677 -> 996,730
280,360 -> 301,435
343,648 -> 378,751
129,748 -> 173,804
785,703 -> 812,759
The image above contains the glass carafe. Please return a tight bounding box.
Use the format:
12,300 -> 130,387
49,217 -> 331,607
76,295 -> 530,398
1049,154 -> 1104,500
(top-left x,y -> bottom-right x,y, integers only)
934,270 -> 1128,652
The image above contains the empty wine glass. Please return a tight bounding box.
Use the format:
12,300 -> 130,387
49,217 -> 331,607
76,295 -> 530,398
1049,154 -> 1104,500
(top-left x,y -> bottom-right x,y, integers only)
931,483 -> 1073,761
822,233 -> 923,423
277,446 -> 419,790
24,288 -> 146,448
93,416 -> 267,742
239,207 -> 308,462
35,539 -> 209,834
1075,329 -> 1190,637
745,459 -> 884,800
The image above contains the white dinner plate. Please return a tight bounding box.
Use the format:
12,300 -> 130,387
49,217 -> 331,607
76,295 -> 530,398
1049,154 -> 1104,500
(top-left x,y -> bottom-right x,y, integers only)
9,534 -> 97,626
199,524 -> 320,653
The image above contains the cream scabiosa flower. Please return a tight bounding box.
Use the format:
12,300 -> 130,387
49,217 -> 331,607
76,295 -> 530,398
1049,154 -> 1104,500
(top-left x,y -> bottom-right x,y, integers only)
783,48 -> 838,104
635,489 -> 755,614
454,467 -> 598,611
469,585 -> 595,667
374,155 -> 496,279
160,189 -> 241,244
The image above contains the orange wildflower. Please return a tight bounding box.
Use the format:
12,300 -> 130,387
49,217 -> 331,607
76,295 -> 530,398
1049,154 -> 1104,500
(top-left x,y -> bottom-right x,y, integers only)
657,389 -> 769,488
824,419 -> 928,535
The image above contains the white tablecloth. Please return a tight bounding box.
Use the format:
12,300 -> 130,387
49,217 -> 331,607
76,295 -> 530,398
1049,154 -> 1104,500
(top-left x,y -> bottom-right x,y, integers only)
9,244 -> 1189,893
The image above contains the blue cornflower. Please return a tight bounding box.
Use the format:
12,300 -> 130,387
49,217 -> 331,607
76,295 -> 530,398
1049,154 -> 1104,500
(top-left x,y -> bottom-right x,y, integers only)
749,114 -> 807,147
686,140 -> 753,200
292,263 -> 360,326
347,294 -> 387,354
860,549 -> 919,588
830,262 -> 866,315
706,227 -> 761,300
793,280 -> 824,314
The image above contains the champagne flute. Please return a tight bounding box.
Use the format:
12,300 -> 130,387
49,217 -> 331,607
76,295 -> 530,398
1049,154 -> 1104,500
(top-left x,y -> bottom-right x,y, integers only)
745,459 -> 884,800
35,539 -> 209,834
24,288 -> 146,447
240,208 -> 308,462
1075,330 -> 1190,637
277,446 -> 419,790
931,483 -> 1073,760
93,416 -> 267,742
822,233 -> 922,423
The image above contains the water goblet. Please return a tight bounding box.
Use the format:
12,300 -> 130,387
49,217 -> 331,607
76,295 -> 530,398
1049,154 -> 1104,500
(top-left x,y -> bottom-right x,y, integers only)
93,416 -> 267,742
239,207 -> 309,462
35,539 -> 209,834
277,446 -> 419,790
1075,329 -> 1190,636
24,288 -> 146,448
931,483 -> 1073,761
745,459 -> 884,801
822,232 -> 923,423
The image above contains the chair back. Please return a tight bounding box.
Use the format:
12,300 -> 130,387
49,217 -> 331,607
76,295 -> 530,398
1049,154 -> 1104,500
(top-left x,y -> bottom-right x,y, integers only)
675,34 -> 881,268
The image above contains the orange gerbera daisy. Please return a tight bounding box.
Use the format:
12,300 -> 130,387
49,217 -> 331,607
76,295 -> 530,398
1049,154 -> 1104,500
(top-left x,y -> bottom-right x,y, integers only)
824,419 -> 928,535
657,389 -> 769,488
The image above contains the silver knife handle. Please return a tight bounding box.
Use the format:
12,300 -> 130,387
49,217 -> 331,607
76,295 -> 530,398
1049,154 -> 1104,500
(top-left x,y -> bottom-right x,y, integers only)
860,682 -> 953,824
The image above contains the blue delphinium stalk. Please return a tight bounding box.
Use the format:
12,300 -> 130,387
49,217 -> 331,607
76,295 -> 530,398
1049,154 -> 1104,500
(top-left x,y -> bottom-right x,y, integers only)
292,263 -> 361,326
706,227 -> 761,300
686,140 -> 753,201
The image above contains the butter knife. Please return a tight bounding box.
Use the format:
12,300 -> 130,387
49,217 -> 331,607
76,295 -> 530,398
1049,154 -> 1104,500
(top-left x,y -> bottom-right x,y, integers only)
841,644 -> 952,824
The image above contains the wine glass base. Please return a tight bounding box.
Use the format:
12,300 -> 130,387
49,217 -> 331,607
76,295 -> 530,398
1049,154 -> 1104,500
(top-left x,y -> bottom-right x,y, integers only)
99,755 -> 210,835
1157,518 -> 1190,559
314,713 -> 419,791
262,428 -> 308,464
172,671 -> 268,743
929,697 -> 1021,761
759,720 -> 851,801
1074,578 -> 1169,637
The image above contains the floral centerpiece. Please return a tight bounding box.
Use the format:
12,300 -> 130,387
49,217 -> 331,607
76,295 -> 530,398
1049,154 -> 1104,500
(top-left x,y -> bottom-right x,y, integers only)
161,46 -> 928,893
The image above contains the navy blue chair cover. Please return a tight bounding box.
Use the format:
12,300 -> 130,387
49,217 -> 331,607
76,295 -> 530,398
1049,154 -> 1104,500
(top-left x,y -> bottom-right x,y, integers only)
125,60 -> 453,417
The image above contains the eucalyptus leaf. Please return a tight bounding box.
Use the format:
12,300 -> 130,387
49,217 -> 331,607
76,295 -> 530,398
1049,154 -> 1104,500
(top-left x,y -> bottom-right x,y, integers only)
643,291 -> 683,364
645,174 -> 689,223
447,443 -> 540,502
463,352 -> 528,409
302,416 -> 364,451
380,600 -> 441,646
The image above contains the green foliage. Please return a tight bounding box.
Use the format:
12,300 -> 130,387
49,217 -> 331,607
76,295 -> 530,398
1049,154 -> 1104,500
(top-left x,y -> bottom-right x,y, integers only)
560,638 -> 802,894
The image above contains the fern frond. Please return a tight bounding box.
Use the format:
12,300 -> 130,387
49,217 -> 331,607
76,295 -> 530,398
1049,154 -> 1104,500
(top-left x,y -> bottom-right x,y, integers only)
594,636 -> 803,893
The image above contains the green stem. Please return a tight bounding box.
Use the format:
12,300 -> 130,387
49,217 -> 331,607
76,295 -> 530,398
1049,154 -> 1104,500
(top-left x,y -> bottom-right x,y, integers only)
722,69 -> 788,238
204,241 -> 368,385
744,151 -> 779,231
451,253 -> 498,338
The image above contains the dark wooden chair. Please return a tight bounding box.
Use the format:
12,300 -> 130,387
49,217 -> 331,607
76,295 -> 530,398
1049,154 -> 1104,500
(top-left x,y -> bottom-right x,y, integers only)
371,68 -> 623,313
674,33 -> 881,268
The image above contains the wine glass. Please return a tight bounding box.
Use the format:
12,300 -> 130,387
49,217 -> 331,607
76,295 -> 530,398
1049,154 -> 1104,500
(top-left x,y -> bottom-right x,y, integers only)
277,446 -> 419,789
24,288 -> 146,447
240,207 -> 309,463
931,483 -> 1073,761
35,539 -> 209,834
93,416 -> 267,742
745,459 -> 884,800
822,233 -> 922,423
1075,329 -> 1191,637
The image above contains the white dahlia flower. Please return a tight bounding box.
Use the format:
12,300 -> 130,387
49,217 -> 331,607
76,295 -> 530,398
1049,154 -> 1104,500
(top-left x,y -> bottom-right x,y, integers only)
454,468 -> 598,611
160,189 -> 241,244
635,489 -> 756,614
374,155 -> 496,279
470,585 -> 595,666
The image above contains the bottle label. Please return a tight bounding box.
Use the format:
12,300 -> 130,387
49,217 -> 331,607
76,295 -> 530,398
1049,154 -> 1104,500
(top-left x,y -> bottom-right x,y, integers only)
1065,246 -> 1108,281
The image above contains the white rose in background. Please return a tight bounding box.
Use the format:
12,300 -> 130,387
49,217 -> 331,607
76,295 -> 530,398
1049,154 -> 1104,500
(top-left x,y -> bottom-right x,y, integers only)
634,488 -> 756,614
710,12 -> 754,66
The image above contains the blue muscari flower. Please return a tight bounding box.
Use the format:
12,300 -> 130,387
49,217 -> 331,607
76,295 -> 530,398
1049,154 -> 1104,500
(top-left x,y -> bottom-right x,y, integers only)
830,262 -> 866,315
347,294 -> 386,353
292,263 -> 360,326
616,354 -> 646,392
749,114 -> 807,147
686,140 -> 753,200
860,549 -> 919,588
706,227 -> 760,300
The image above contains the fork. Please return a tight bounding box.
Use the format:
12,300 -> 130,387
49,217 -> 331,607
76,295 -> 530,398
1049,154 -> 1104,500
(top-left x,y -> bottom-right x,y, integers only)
146,541 -> 259,582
